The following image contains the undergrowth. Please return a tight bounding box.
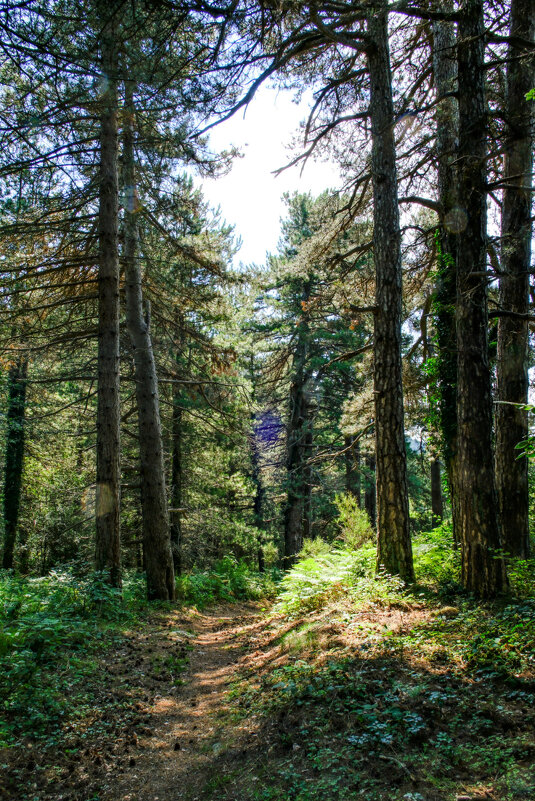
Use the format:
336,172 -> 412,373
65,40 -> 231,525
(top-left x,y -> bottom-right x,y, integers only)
209,526 -> 535,801
176,556 -> 280,608
275,523 -> 534,619
234,653 -> 535,801
0,567 -> 147,747
0,558 -> 277,748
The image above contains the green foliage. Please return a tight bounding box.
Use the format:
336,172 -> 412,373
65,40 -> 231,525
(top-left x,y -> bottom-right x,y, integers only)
220,535 -> 535,801
514,403 -> 535,460
412,521 -> 460,591
175,557 -> 279,609
508,552 -> 535,598
227,639 -> 535,801
274,541 -> 403,616
275,525 -> 462,617
333,492 -> 374,548
0,568 -> 146,746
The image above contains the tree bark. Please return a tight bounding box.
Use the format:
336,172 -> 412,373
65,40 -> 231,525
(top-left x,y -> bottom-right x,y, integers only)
250,413 -> 265,572
123,80 -> 175,601
432,8 -> 461,547
302,402 -> 314,540
283,284 -> 311,566
2,356 -> 28,569
430,459 -> 443,527
170,384 -> 183,575
456,0 -> 506,597
171,313 -> 186,575
495,0 -> 534,558
364,452 -> 377,530
95,13 -> 121,588
284,369 -> 306,565
367,4 -> 414,582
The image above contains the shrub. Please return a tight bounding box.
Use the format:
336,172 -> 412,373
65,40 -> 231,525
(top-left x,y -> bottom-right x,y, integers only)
274,541 -> 407,617
412,522 -> 461,593
175,557 -> 279,608
334,493 -> 374,549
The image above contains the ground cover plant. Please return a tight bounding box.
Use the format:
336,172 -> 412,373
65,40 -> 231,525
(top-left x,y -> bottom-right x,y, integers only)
175,557 -> 280,609
200,529 -> 535,801
0,568 -> 147,748
1,531 -> 535,801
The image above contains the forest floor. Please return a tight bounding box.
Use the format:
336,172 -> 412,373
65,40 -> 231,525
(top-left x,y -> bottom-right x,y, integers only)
1,601 -> 265,801
3,593 -> 535,801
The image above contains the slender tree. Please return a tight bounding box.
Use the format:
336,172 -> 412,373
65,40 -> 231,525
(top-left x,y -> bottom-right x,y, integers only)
344,436 -> 361,505
456,0 -> 506,596
364,451 -> 377,529
495,0 -> 534,558
170,314 -> 186,575
95,7 -> 121,587
430,459 -> 443,527
367,2 -> 414,581
2,354 -> 28,569
123,79 -> 175,600
432,8 -> 461,545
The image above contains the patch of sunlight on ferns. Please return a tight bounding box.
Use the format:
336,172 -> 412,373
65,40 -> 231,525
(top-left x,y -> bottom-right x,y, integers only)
275,526 -> 464,617
334,493 -> 374,549
276,523 -> 535,619
274,542 -> 405,616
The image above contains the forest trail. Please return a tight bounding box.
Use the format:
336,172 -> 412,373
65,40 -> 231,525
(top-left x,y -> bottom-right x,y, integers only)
100,601 -> 267,801
6,594 -> 533,801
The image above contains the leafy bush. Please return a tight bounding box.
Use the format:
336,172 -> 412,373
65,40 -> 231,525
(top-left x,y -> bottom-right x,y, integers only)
334,493 -> 374,549
412,521 -> 461,593
175,556 -> 279,608
274,542 -> 407,616
508,554 -> 535,599
300,537 -> 332,559
274,525 -> 464,617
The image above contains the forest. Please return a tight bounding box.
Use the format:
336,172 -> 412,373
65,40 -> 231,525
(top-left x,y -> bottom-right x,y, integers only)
0,1 -> 534,800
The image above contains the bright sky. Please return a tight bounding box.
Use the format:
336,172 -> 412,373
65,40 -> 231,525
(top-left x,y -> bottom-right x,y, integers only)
201,85 -> 341,267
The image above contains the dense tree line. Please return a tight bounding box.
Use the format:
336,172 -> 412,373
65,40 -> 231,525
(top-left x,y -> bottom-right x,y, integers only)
0,0 -> 533,600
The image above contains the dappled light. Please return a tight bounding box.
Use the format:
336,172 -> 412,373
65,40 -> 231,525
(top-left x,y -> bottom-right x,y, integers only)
1,0 -> 534,799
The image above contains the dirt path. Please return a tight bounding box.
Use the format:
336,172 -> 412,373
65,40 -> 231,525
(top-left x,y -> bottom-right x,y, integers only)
101,602 -> 264,801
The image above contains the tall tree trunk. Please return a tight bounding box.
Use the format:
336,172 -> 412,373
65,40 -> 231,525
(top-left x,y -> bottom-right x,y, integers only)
364,452 -> 377,530
250,414 -> 265,572
367,4 -> 414,582
345,436 -> 361,506
284,371 -> 306,565
2,356 -> 28,569
495,0 -> 534,558
123,81 -> 175,601
430,459 -> 443,527
170,386 -> 183,575
456,0 -> 506,597
432,9 -> 461,547
170,313 -> 185,575
302,403 -> 313,539
283,285 -> 311,566
95,14 -> 121,587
